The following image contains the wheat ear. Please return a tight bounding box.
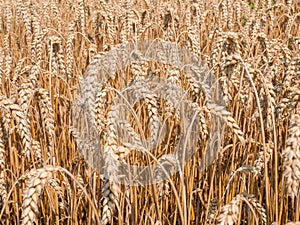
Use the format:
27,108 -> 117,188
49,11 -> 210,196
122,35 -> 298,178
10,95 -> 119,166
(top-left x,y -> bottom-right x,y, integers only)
0,122 -> 7,204
21,166 -> 59,225
283,113 -> 300,198
101,107 -> 121,224
207,103 -> 245,145
35,88 -> 55,152
217,193 -> 266,225
0,96 -> 32,157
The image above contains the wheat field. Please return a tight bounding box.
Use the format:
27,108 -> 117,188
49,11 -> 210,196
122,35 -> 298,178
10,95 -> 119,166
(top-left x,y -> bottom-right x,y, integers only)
0,0 -> 299,224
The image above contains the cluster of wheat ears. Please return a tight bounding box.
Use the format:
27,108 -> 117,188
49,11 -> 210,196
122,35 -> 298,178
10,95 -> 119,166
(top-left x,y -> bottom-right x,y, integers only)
0,0 -> 299,224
